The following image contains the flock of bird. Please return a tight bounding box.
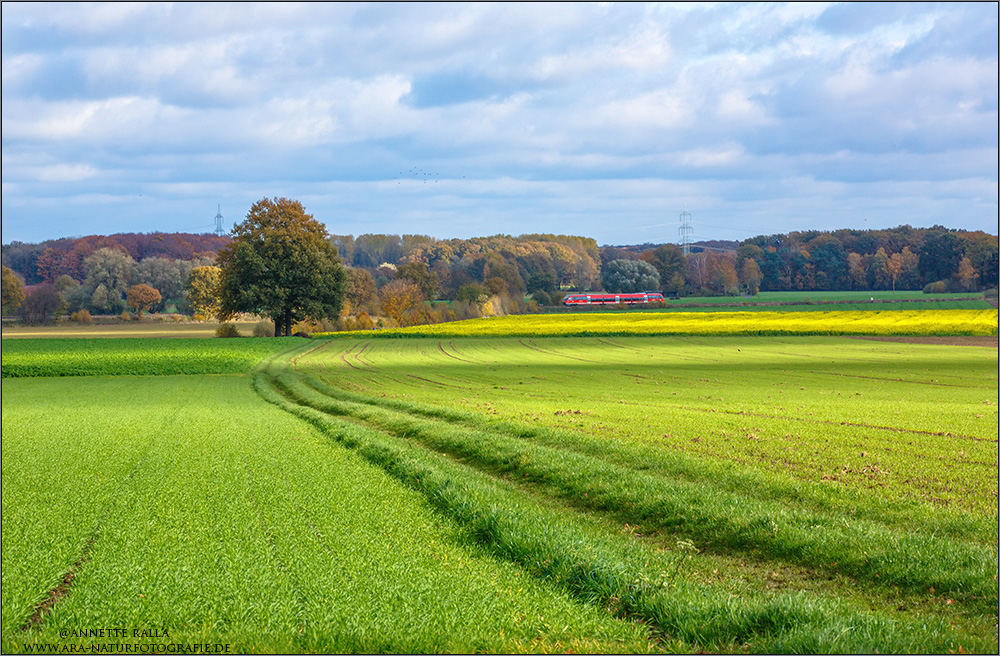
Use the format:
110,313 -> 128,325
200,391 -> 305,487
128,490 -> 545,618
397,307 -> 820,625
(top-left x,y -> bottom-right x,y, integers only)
394,167 -> 440,184
393,168 -> 469,184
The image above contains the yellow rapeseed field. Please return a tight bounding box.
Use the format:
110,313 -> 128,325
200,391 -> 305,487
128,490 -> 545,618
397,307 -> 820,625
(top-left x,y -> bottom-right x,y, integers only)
321,309 -> 998,338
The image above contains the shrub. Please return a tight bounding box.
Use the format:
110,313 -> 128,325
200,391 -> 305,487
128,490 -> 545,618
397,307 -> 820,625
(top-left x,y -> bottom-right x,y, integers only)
923,281 -> 949,294
253,321 -> 275,337
215,323 -> 242,338
70,309 -> 92,324
531,290 -> 552,306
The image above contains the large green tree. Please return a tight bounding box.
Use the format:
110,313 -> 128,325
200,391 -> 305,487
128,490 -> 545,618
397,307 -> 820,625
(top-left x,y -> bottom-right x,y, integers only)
217,197 -> 347,336
601,259 -> 660,293
83,247 -> 135,313
918,228 -> 963,284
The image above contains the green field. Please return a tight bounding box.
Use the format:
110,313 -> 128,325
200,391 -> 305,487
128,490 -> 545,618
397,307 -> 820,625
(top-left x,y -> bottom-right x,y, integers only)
2,323 -> 997,653
1,338 -> 295,377
665,290 -> 987,305
2,350 -> 653,653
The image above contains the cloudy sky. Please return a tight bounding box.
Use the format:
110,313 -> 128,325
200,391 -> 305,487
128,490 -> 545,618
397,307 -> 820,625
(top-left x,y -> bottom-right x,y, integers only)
2,2 -> 997,246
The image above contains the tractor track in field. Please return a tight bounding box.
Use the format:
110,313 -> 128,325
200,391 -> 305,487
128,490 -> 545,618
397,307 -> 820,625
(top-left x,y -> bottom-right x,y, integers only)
405,374 -> 469,389
517,339 -> 604,363
287,370 -> 995,536
437,340 -> 478,363
19,376 -> 215,635
19,521 -> 104,633
19,432 -> 159,633
254,365 -> 999,627
291,369 -> 999,503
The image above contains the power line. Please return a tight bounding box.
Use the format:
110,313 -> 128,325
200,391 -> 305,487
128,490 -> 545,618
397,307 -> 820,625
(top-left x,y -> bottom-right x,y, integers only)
678,208 -> 693,255
213,205 -> 226,236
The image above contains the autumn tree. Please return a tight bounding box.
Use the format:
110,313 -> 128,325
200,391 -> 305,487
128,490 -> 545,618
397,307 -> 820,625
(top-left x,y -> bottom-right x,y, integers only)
870,248 -> 893,290
187,265 -> 222,318
35,247 -> 65,283
216,198 -> 346,336
846,252 -> 867,290
739,258 -> 763,296
396,261 -> 439,300
960,231 -> 999,289
134,256 -> 207,312
2,265 -> 26,315
893,247 -> 921,290
379,279 -> 424,326
956,257 -> 979,291
708,253 -> 740,296
126,284 -> 162,318
344,267 -> 377,314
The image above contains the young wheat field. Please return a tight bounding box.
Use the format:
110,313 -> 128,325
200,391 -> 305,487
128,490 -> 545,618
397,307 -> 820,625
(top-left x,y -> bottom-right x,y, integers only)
2,314 -> 997,654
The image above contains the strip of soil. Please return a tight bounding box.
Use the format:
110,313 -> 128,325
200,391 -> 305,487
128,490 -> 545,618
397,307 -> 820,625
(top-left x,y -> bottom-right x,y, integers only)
21,531 -> 100,632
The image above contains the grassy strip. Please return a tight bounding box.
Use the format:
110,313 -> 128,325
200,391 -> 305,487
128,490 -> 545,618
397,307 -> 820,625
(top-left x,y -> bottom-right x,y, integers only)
254,365 -> 988,654
267,364 -> 997,615
1,337 -> 299,377
299,372 -> 994,543
0,320 -> 264,340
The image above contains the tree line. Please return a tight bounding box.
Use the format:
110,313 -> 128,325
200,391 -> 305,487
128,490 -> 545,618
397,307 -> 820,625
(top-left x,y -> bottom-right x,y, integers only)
2,232 -> 231,285
603,226 -> 997,297
3,207 -> 997,330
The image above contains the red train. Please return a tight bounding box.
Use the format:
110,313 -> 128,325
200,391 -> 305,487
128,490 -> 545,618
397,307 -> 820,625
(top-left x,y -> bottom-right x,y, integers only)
562,291 -> 666,306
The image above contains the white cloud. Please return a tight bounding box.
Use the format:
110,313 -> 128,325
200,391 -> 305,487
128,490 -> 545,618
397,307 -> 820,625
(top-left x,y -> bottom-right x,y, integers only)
1,2 -> 996,244
4,95 -> 166,141
32,163 -> 99,183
